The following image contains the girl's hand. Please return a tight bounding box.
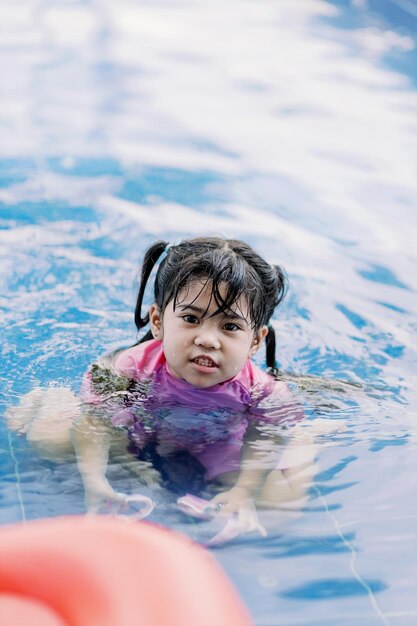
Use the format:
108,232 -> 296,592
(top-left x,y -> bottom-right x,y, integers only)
207,487 -> 267,546
209,486 -> 253,515
86,486 -> 154,520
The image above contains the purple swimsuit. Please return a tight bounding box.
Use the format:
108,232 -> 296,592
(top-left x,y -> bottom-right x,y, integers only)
82,340 -> 301,480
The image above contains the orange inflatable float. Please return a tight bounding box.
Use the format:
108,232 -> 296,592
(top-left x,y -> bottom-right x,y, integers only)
0,516 -> 253,626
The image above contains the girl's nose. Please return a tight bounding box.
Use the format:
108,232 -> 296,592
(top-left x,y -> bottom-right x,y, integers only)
194,328 -> 221,350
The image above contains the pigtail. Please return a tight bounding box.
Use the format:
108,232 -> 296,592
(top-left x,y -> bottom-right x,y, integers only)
265,265 -> 287,378
265,324 -> 277,371
134,240 -> 169,331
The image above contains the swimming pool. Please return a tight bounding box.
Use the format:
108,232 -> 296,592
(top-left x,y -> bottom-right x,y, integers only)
1,1 -> 416,624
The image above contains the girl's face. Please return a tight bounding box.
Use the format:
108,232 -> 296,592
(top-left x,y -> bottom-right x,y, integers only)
149,280 -> 268,388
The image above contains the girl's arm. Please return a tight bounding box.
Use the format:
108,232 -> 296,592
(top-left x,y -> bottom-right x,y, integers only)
74,360 -> 154,516
233,422 -> 286,492
210,381 -> 305,513
72,410 -> 154,518
71,411 -> 116,511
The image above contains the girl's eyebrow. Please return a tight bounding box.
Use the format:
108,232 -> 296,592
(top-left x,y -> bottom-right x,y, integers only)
221,312 -> 246,321
179,304 -> 205,313
179,303 -> 246,322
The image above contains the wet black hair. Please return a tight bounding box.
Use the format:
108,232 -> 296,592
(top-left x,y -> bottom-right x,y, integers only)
134,237 -> 287,371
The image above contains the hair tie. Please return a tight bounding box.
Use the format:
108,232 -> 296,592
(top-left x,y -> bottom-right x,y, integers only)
159,243 -> 172,263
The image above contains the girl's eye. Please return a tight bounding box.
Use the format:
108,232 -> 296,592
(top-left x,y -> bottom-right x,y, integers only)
223,322 -> 241,332
183,314 -> 199,324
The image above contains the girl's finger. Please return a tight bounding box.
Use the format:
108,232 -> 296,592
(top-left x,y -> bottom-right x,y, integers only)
206,518 -> 242,547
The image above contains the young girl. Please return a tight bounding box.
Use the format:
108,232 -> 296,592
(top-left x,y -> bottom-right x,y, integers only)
73,237 -> 308,520
8,237 -> 317,539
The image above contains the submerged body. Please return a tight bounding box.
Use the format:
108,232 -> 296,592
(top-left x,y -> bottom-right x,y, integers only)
83,339 -> 302,481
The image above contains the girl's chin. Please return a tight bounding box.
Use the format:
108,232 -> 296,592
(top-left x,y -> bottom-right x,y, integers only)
185,370 -> 225,388
186,374 -> 222,388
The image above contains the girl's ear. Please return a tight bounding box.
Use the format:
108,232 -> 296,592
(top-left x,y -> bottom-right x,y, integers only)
149,304 -> 163,340
250,325 -> 268,356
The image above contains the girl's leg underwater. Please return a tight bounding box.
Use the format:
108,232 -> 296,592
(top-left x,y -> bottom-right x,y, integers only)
6,387 -> 161,489
258,418 -> 345,508
6,387 -> 78,461
212,418 -> 344,510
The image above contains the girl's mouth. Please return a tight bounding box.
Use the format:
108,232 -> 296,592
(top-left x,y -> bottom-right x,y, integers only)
192,356 -> 218,370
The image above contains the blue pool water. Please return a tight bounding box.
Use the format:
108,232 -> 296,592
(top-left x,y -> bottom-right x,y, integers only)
1,1 -> 417,625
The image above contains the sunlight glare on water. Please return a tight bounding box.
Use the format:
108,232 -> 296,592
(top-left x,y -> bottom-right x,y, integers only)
1,1 -> 417,625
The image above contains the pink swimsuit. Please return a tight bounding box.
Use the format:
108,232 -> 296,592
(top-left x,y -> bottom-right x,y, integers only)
82,340 -> 301,480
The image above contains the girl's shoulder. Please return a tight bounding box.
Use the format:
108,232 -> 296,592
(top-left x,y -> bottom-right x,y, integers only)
238,359 -> 276,391
113,339 -> 165,380
240,360 -> 293,401
80,340 -> 162,406
244,362 -> 304,424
